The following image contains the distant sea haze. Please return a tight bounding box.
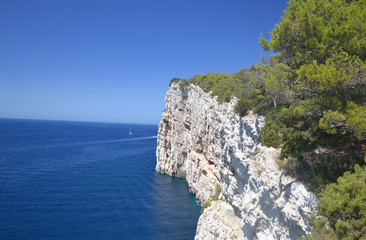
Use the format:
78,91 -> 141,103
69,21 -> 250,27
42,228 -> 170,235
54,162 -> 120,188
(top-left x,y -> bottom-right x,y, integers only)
0,119 -> 200,240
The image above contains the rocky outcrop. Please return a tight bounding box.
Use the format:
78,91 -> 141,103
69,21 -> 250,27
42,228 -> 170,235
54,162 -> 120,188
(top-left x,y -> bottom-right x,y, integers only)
156,83 -> 318,240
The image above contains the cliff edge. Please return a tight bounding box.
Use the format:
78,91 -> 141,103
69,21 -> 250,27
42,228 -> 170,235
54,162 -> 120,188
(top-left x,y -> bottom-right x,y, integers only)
156,83 -> 318,240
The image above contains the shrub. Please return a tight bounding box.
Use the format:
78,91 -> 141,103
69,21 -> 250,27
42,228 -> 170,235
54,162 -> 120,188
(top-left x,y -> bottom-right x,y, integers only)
259,120 -> 283,147
280,133 -> 317,160
169,77 -> 182,86
214,184 -> 221,196
201,200 -> 211,213
234,98 -> 251,117
299,165 -> 366,240
201,183 -> 222,213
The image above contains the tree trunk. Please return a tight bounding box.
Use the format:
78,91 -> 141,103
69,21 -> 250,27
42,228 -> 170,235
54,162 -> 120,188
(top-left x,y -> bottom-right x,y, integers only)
273,97 -> 277,108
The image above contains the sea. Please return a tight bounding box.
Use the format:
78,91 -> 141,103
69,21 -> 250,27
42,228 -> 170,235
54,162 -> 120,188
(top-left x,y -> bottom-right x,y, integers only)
0,118 -> 201,240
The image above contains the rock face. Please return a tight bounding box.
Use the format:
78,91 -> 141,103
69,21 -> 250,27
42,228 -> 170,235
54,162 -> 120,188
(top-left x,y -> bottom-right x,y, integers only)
156,83 -> 318,240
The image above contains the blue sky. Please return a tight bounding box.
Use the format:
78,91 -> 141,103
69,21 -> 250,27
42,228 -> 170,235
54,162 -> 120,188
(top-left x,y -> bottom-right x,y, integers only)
0,0 -> 287,124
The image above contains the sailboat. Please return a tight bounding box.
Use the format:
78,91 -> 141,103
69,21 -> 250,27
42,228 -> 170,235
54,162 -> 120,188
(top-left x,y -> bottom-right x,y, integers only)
129,129 -> 132,135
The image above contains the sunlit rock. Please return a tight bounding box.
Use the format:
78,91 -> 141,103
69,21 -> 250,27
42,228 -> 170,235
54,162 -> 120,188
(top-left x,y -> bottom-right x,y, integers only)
156,83 -> 318,240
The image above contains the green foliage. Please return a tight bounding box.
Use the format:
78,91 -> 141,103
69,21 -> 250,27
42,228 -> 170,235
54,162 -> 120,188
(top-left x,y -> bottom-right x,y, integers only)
171,0 -> 366,207
177,72 -> 242,103
298,214 -> 337,240
259,107 -> 312,147
259,104 -> 365,194
233,57 -> 293,116
319,110 -> 347,134
171,55 -> 295,117
261,59 -> 293,108
258,0 -> 366,195
299,165 -> 366,239
214,184 -> 221,198
258,0 -> 366,142
201,169 -> 207,176
262,0 -> 366,68
346,102 -> 366,140
178,80 -> 191,88
259,119 -> 283,147
280,133 -> 317,160
200,200 -> 211,214
296,53 -> 366,139
234,85 -> 266,116
200,184 -> 222,213
169,77 -> 182,86
286,152 -> 363,194
234,97 -> 252,116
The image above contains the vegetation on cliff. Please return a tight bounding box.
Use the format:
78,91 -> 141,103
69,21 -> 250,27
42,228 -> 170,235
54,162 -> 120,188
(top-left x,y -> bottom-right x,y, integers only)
299,162 -> 366,240
200,184 -> 222,213
172,0 -> 365,190
171,0 -> 365,238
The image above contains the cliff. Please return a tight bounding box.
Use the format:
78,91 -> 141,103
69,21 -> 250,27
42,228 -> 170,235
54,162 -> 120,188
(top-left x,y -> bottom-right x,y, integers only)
156,83 -> 318,240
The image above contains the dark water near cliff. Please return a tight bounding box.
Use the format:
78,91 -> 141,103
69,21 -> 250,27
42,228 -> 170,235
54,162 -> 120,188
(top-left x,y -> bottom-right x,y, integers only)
0,119 -> 201,240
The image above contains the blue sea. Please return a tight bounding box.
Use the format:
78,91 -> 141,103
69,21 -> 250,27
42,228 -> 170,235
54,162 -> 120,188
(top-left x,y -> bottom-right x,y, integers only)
0,119 -> 201,240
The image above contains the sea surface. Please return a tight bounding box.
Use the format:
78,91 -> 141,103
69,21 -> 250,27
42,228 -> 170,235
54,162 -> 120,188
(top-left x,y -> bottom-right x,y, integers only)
0,119 -> 201,240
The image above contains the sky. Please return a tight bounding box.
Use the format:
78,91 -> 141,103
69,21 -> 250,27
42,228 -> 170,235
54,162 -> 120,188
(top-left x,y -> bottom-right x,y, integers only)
0,0 -> 288,124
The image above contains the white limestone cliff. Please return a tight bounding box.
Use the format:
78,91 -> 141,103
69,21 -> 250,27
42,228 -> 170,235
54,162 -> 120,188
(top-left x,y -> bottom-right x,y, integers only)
156,83 -> 318,240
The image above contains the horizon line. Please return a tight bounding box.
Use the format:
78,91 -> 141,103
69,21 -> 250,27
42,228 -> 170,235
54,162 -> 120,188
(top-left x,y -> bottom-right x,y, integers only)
0,117 -> 159,126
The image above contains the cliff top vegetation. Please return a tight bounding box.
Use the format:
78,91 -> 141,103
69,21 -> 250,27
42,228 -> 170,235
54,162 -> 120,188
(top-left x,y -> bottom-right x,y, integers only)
171,0 -> 365,192
171,0 -> 366,238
